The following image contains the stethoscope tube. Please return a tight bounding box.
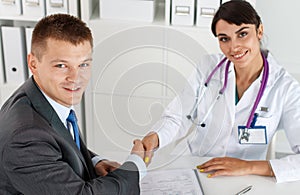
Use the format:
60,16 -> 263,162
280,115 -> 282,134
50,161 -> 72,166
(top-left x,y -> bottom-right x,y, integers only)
200,60 -> 231,127
187,52 -> 269,134
186,57 -> 228,123
239,53 -> 269,141
245,53 -> 269,128
186,87 -> 207,120
186,57 -> 229,126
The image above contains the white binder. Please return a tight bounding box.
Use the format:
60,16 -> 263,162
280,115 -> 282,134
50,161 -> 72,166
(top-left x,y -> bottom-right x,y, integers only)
25,27 -> 33,77
0,28 -> 5,84
171,0 -> 195,26
25,27 -> 33,56
0,0 -> 22,16
45,0 -> 68,15
23,0 -> 46,19
100,0 -> 155,22
1,26 -> 28,85
196,0 -> 219,28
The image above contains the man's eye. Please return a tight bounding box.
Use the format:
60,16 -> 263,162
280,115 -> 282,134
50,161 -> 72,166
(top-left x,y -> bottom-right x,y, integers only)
79,63 -> 89,68
55,64 -> 67,68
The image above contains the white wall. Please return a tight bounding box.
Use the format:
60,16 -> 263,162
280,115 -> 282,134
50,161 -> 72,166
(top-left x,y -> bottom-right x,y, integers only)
256,0 -> 300,79
256,1 -> 300,155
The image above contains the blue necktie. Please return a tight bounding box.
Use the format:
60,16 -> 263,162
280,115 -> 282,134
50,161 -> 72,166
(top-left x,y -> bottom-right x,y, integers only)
67,110 -> 81,150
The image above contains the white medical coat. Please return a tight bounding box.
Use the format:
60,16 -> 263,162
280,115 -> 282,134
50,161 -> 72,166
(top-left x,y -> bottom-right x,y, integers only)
152,53 -> 300,183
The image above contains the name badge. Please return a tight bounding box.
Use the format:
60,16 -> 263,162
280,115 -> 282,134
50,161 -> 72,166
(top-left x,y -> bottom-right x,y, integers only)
238,126 -> 267,144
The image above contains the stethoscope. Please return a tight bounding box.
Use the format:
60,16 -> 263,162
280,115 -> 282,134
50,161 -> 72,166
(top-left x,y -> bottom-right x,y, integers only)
186,52 -> 269,142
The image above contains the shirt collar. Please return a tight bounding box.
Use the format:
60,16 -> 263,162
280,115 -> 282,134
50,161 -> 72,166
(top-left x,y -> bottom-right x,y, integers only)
41,91 -> 73,128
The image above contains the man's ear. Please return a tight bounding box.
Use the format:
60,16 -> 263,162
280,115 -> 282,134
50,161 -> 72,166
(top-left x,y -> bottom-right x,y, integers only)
27,53 -> 37,75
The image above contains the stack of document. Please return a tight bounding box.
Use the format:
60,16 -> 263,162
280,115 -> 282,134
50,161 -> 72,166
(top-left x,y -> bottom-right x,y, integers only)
100,0 -> 156,22
170,0 -> 256,27
0,0 -> 70,19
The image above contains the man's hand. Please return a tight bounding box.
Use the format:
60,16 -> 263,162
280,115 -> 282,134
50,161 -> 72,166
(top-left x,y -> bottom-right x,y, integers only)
141,132 -> 159,165
131,139 -> 145,160
95,160 -> 121,176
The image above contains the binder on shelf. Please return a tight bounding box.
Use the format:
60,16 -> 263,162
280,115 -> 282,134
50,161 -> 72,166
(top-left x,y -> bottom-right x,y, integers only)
23,0 -> 46,19
100,0 -> 155,22
196,0 -> 219,28
1,26 -> 28,85
25,27 -> 33,77
45,0 -> 68,15
0,28 -> 5,84
0,0 -> 22,17
25,27 -> 33,56
165,0 -> 171,25
171,0 -> 195,26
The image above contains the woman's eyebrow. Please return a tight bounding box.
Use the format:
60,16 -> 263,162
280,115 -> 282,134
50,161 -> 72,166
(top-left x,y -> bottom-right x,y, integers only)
235,27 -> 250,34
217,26 -> 250,37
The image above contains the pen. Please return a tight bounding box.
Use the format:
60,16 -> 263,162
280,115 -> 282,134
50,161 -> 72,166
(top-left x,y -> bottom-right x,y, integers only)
235,185 -> 252,195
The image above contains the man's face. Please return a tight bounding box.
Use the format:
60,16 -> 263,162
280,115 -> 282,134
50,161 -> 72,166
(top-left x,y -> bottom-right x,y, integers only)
28,38 -> 93,107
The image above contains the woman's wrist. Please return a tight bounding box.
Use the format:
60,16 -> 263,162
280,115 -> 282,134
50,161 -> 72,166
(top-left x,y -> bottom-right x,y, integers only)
249,160 -> 274,177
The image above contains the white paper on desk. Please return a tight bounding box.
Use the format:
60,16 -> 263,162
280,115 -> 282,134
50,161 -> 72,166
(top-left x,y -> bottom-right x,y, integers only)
141,169 -> 203,195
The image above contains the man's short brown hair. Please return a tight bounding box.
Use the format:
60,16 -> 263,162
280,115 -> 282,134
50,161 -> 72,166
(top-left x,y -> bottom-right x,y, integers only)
31,14 -> 93,60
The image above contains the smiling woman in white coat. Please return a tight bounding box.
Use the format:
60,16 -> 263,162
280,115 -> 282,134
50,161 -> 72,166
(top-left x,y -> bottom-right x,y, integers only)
142,0 -> 300,183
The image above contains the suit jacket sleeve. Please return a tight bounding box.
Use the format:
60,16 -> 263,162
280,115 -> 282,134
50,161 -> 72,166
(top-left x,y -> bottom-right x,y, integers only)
2,126 -> 140,195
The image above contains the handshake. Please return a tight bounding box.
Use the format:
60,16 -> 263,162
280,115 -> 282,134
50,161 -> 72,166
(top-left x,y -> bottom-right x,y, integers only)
131,132 -> 159,165
95,132 -> 160,177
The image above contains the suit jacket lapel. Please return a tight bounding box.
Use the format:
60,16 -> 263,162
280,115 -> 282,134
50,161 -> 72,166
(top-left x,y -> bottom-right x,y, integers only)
80,138 -> 97,179
23,78 -> 92,179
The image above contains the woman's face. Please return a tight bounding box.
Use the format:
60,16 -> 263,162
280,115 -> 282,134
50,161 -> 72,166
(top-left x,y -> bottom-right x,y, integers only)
215,19 -> 263,69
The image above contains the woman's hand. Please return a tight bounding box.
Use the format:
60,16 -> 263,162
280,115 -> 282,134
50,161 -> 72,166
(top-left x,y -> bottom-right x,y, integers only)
141,132 -> 159,165
197,157 -> 274,178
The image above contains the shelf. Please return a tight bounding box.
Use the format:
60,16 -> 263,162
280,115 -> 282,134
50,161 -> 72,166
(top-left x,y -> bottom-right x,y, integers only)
83,0 -> 219,32
0,0 -> 79,23
84,0 -> 166,25
0,15 -> 42,22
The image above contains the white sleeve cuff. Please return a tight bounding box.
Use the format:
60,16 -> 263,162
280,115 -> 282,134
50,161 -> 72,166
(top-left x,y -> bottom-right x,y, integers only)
126,154 -> 147,181
156,130 -> 168,149
270,157 -> 300,183
91,156 -> 106,167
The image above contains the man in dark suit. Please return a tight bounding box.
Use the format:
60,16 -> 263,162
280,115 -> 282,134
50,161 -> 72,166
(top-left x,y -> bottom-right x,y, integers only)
0,14 -> 146,194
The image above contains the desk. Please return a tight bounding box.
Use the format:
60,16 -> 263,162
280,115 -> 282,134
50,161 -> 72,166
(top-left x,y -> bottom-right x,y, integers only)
148,154 -> 300,195
102,151 -> 300,194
